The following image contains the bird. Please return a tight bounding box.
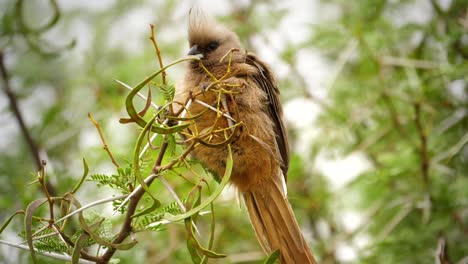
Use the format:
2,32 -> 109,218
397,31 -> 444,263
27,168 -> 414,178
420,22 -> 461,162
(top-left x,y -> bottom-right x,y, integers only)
175,11 -> 317,264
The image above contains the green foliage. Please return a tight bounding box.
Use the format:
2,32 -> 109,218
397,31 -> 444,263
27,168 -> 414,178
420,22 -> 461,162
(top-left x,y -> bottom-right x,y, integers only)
89,166 -> 135,194
165,134 -> 177,156
1,0 -> 466,263
0,2 -> 235,263
134,201 -> 182,231
264,249 -> 280,264
159,83 -> 176,102
34,236 -> 69,254
308,0 -> 468,262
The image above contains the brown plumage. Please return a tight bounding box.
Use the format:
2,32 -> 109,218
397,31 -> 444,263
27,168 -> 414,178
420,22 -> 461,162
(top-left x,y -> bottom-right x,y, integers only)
176,13 -> 317,264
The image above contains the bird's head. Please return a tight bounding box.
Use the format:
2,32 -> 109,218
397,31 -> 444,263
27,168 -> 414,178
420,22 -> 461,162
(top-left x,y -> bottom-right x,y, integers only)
187,11 -> 243,68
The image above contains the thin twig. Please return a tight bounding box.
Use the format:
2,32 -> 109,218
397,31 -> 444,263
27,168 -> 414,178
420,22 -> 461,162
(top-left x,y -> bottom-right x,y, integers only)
0,240 -> 94,264
56,227 -> 101,261
51,224 -> 70,250
158,175 -> 201,236
159,175 -> 186,212
149,24 -> 166,85
98,27 -> 230,263
98,177 -> 159,263
194,99 -> 236,122
0,51 -> 56,196
57,194 -> 127,224
116,78 -> 163,160
88,113 -> 120,168
99,110 -> 185,263
38,161 -> 54,221
414,103 -> 431,190
113,175 -> 157,214
377,203 -> 413,241
131,94 -> 202,236
115,79 -> 159,109
436,237 -> 451,264
144,211 -> 211,229
432,131 -> 468,163
157,141 -> 196,172
140,132 -> 160,160
221,95 -> 235,129
152,139 -> 170,173
326,38 -> 358,89
178,98 -> 193,121
380,56 -> 442,69
149,24 -> 174,115
19,231 -> 58,245
455,256 -> 468,264
227,251 -> 265,263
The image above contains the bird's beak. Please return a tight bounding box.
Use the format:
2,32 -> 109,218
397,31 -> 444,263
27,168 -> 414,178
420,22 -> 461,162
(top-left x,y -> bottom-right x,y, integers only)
188,45 -> 202,56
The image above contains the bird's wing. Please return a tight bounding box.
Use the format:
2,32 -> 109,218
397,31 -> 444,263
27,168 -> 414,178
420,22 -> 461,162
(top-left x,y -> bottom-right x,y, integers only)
246,53 -> 290,177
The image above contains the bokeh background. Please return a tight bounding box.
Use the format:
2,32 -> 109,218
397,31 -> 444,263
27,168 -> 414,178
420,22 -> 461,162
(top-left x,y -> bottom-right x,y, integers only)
0,0 -> 467,263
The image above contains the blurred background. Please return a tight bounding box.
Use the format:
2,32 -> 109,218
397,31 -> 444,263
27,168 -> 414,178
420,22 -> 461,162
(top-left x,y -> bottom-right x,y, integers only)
0,0 -> 467,263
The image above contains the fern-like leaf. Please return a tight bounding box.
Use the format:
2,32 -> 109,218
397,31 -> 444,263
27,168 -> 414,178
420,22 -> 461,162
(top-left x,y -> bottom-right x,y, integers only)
134,201 -> 183,230
159,83 -> 175,102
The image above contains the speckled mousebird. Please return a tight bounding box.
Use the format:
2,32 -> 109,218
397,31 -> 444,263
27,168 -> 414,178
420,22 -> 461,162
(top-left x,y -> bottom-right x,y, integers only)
175,12 -> 317,264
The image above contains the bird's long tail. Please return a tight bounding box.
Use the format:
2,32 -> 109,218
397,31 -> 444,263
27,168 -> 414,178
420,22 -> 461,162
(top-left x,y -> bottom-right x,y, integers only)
243,175 -> 317,264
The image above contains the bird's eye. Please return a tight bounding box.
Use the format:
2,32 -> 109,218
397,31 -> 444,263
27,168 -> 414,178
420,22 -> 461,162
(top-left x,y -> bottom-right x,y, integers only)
206,41 -> 219,52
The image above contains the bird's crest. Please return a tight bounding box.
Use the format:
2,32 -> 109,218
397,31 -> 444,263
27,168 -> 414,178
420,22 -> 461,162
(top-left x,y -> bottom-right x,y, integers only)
187,9 -> 236,46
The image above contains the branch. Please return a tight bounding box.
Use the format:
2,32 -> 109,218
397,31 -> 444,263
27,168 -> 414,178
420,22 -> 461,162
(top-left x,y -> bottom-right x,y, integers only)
377,203 -> 413,241
98,28 -> 234,263
381,91 -> 405,136
414,102 -> 431,189
97,120 -> 179,263
194,99 -> 236,122
88,113 -> 120,168
56,194 -> 127,225
0,51 -> 56,196
149,24 -> 167,85
414,102 -> 433,223
97,177 -> 158,263
436,237 -> 451,264
149,24 -> 174,116
380,56 -> 442,69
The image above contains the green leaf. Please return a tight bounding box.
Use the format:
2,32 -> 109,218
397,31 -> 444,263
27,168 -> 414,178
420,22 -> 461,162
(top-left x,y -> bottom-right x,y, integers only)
0,210 -> 24,235
264,250 -> 280,264
166,134 -> 176,156
71,158 -> 89,194
186,237 -> 202,264
65,194 -> 138,250
89,168 -> 133,194
71,232 -> 90,264
163,144 -> 233,222
24,197 -> 62,263
131,199 -> 161,218
203,186 -> 218,262
134,201 -> 182,230
132,116 -> 161,210
159,83 -> 175,102
185,185 -> 204,262
121,56 -> 200,132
